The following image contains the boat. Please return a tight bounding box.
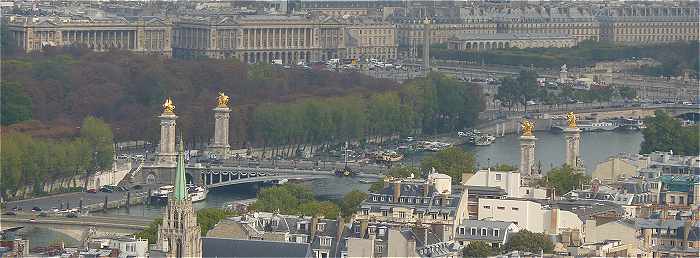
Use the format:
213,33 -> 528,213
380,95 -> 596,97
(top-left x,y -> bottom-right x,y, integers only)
187,184 -> 208,202
473,135 -> 494,146
150,185 -> 174,202
150,184 -> 208,203
378,150 -> 404,162
552,120 -> 619,132
615,118 -> 644,131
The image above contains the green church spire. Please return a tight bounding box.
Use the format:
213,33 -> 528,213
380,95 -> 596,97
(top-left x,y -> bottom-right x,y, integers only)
174,137 -> 187,201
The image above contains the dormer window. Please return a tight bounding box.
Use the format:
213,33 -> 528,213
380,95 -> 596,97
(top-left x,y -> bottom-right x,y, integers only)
481,228 -> 488,236
320,236 -> 333,247
317,223 -> 326,232
372,195 -> 378,202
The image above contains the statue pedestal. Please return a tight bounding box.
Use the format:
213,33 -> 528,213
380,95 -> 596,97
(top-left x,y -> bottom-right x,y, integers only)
563,127 -> 582,172
519,135 -> 537,176
209,107 -> 231,158
157,113 -> 178,167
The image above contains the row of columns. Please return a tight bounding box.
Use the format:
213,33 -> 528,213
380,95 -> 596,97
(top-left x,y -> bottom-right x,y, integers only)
242,27 -> 314,50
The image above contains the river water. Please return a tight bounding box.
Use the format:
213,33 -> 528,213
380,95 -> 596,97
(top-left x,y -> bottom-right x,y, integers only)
25,131 -> 642,246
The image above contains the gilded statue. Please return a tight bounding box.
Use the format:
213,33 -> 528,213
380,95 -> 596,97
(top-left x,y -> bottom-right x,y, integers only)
566,112 -> 577,128
162,97 -> 175,114
521,120 -> 535,136
216,92 -> 230,108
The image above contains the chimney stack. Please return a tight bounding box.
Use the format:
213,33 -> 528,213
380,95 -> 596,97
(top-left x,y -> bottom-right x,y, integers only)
360,219 -> 368,239
393,181 -> 402,203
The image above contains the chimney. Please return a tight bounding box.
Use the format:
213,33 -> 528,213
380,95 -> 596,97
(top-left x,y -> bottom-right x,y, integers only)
549,207 -> 559,235
360,219 -> 368,239
683,220 -> 691,247
423,182 -> 431,197
310,216 -> 319,242
393,181 -> 401,203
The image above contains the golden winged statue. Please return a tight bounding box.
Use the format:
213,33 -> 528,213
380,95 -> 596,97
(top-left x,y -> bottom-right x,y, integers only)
216,92 -> 230,108
162,97 -> 175,114
566,112 -> 577,128
521,120 -> 535,136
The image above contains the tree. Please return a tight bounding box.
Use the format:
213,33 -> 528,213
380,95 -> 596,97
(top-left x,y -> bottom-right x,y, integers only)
617,86 -> 636,100
640,110 -> 699,156
387,166 -> 420,179
504,230 -> 554,254
542,165 -> 590,195
80,116 -> 115,170
463,241 -> 496,257
421,147 -> 476,183
135,218 -> 162,244
369,181 -> 386,193
250,184 -> 340,218
495,77 -> 519,111
1,81 -> 32,125
340,190 -> 367,217
197,208 -> 236,236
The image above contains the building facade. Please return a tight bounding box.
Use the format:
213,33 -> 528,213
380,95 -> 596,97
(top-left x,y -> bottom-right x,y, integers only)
5,15 -> 172,56
344,17 -> 398,60
596,4 -> 699,44
448,33 -> 577,50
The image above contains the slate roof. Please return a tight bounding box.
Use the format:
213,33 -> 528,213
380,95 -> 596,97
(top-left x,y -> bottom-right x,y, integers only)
202,237 -> 312,258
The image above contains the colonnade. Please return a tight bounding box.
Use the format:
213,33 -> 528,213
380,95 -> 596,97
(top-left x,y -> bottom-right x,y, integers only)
241,27 -> 314,49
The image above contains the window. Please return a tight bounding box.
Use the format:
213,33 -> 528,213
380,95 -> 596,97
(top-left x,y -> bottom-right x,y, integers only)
380,196 -> 385,202
495,173 -> 502,181
372,196 -> 378,201
494,229 -> 500,237
481,228 -> 488,236
512,207 -> 519,211
483,205 -> 491,209
497,206 -> 505,210
398,211 -> 406,218
459,227 -> 465,235
376,245 -> 383,254
317,223 -> 325,231
443,213 -> 448,220
381,210 -> 388,216
471,227 -> 477,235
320,237 -> 333,247
362,209 -> 369,215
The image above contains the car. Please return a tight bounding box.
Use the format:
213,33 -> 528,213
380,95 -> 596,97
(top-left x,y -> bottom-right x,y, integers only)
31,206 -> 42,212
11,207 -> 22,211
29,218 -> 37,222
100,187 -> 114,193
3,211 -> 17,216
38,212 -> 48,217
87,188 -> 97,193
65,212 -> 78,218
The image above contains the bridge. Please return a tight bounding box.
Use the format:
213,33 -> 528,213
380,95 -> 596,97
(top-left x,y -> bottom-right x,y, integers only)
192,166 -> 383,188
0,213 -> 151,242
138,155 -> 387,187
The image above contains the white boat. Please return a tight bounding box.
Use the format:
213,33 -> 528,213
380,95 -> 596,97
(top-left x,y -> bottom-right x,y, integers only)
187,184 -> 208,202
150,184 -> 208,202
474,135 -> 494,146
150,185 -> 174,202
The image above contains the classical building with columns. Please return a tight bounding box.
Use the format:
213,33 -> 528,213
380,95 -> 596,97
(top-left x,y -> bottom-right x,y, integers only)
5,15 -> 172,56
172,15 -> 347,63
492,6 -> 600,43
344,17 -> 398,60
595,4 -> 699,44
448,33 -> 577,50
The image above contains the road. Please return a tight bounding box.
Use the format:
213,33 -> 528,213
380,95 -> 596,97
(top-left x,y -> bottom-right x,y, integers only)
5,190 -> 148,213
1,213 -> 152,227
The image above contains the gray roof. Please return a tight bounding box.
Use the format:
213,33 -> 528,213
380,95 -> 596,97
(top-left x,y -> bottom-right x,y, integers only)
202,237 -> 312,258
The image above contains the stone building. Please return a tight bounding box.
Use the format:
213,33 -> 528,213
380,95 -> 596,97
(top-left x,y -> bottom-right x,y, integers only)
344,17 -> 398,60
5,15 -> 172,56
172,15 -> 347,63
492,5 -> 600,42
595,4 -> 700,44
447,33 -> 577,50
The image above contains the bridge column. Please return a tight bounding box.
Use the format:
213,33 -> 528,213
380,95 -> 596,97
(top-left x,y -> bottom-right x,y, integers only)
563,127 -> 582,172
519,135 -> 536,176
209,106 -> 231,157
157,111 -> 178,167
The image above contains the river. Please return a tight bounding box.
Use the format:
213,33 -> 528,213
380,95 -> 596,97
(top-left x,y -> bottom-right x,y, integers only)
24,131 -> 642,246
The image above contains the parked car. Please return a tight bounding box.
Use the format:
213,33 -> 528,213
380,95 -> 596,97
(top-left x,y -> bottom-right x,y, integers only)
3,211 -> 17,216
65,212 -> 78,218
38,212 -> 49,217
100,187 -> 114,193
31,206 -> 42,212
87,188 -> 97,193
